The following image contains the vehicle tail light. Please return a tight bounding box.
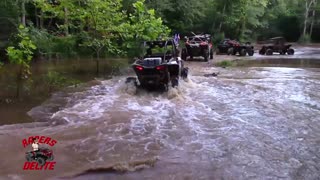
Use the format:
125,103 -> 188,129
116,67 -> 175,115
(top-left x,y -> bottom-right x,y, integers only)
156,65 -> 166,71
135,66 -> 144,71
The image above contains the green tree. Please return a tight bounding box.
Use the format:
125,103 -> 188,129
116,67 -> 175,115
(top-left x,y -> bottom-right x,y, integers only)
120,0 -> 170,57
6,25 -> 37,98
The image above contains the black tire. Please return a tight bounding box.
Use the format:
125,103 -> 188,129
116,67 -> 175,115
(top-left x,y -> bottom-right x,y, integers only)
37,157 -> 46,166
181,67 -> 188,79
240,49 -> 247,56
203,49 -> 209,62
259,49 -> 266,55
248,49 -> 254,56
181,49 -> 187,60
232,49 -> 237,55
26,154 -> 33,162
227,48 -> 234,55
287,48 -> 294,55
48,155 -> 54,161
210,49 -> 213,59
266,49 -> 273,56
126,77 -> 137,86
171,78 -> 179,88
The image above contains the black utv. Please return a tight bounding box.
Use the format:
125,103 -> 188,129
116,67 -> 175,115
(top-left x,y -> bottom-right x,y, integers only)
126,39 -> 189,91
216,39 -> 254,56
181,34 -> 214,61
259,37 -> 294,55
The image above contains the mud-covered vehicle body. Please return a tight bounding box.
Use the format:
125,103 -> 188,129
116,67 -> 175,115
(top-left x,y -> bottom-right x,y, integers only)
216,39 -> 254,56
25,147 -> 54,166
181,34 -> 213,61
127,39 -> 188,91
259,37 -> 294,55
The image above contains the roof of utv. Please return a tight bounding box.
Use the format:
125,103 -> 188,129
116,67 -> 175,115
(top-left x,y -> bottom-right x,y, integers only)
144,40 -> 175,47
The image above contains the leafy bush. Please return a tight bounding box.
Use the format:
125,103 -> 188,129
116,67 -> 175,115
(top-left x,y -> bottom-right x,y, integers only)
52,35 -> 78,58
28,27 -> 54,58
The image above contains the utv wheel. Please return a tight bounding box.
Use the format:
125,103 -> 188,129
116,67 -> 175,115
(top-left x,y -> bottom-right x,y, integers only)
37,157 -> 46,166
203,50 -> 209,62
227,48 -> 234,55
26,154 -> 33,162
181,49 -> 187,60
247,49 -> 254,56
240,49 -> 247,56
171,78 -> 179,88
259,49 -> 266,55
181,67 -> 189,79
210,49 -> 213,59
48,155 -> 54,161
126,77 -> 137,86
266,49 -> 273,56
287,48 -> 294,55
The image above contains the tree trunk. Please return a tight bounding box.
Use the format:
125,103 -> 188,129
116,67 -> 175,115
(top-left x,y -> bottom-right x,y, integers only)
96,51 -> 100,75
35,7 -> 39,28
64,7 -> 69,35
21,0 -> 26,26
309,0 -> 317,36
218,3 -> 226,32
40,10 -> 44,29
303,0 -> 316,36
16,65 -> 23,98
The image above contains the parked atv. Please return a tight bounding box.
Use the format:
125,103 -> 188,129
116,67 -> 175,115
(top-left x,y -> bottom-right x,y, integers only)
25,147 -> 54,166
126,39 -> 189,91
259,37 -> 294,55
181,34 -> 213,61
216,39 -> 254,56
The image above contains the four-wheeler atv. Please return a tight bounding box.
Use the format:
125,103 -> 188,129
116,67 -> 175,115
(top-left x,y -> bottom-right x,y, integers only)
259,37 -> 294,55
216,39 -> 254,56
126,39 -> 189,91
181,34 -> 213,61
25,147 -> 54,166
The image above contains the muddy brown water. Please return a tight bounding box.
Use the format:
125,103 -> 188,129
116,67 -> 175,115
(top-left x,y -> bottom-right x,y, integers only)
0,48 -> 320,180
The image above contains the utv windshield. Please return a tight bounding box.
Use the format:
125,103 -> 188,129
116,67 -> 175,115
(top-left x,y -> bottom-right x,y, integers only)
143,41 -> 175,57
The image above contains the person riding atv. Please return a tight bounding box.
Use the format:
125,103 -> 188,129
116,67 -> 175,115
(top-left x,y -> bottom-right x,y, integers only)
126,39 -> 189,91
26,147 -> 54,166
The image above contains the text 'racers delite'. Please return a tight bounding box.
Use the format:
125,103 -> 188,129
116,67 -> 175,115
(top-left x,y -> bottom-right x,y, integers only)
126,39 -> 189,92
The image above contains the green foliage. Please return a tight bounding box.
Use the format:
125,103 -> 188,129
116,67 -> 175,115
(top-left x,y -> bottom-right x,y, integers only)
299,34 -> 312,44
120,0 -> 171,57
6,25 -> 36,71
215,60 -> 234,67
212,32 -> 225,45
44,71 -> 81,92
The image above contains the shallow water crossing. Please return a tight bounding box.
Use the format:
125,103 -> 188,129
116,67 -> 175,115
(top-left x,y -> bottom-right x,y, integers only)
0,65 -> 320,180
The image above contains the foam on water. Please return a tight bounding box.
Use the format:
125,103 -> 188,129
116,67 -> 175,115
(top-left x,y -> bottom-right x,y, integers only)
2,67 -> 320,180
